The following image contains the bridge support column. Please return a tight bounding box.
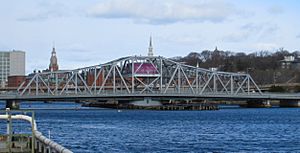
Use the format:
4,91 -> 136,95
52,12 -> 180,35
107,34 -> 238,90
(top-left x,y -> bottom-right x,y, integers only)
6,100 -> 20,110
242,100 -> 271,108
279,100 -> 300,107
130,98 -> 162,106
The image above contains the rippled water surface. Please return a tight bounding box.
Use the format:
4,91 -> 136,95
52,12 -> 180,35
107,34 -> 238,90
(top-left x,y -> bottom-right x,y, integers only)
1,102 -> 300,152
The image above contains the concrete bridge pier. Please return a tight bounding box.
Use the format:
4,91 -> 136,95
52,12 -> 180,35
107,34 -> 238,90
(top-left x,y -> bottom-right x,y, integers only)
279,100 -> 300,107
242,100 -> 272,108
130,98 -> 162,106
6,100 -> 20,110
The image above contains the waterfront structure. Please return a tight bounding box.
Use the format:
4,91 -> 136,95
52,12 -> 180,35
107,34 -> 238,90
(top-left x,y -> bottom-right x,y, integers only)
49,46 -> 59,71
0,50 -> 25,87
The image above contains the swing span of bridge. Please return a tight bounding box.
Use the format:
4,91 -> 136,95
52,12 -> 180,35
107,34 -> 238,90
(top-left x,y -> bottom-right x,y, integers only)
0,55 -> 300,102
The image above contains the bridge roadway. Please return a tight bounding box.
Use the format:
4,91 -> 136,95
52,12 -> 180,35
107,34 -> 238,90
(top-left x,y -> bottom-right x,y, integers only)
1,92 -> 300,101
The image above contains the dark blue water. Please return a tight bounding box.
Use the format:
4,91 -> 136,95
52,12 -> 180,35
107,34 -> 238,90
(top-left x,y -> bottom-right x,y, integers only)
1,102 -> 300,152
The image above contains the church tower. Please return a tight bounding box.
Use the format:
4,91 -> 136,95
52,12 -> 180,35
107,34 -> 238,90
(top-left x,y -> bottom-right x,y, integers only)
214,46 -> 218,52
148,36 -> 154,56
49,46 -> 59,72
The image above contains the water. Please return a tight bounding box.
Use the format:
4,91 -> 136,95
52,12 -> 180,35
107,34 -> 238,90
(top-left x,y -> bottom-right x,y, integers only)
1,102 -> 300,152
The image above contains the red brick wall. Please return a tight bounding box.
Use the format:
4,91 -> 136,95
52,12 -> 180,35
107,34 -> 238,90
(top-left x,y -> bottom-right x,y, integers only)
8,76 -> 26,87
87,70 -> 104,86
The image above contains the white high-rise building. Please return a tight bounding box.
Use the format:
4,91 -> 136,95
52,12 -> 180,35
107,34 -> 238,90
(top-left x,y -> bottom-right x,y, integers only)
0,50 -> 25,87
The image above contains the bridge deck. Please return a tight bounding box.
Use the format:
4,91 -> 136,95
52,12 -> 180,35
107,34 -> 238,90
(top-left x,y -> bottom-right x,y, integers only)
1,92 -> 300,101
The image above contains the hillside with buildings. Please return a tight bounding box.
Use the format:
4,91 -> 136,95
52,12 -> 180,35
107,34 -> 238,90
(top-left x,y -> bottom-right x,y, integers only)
173,47 -> 300,87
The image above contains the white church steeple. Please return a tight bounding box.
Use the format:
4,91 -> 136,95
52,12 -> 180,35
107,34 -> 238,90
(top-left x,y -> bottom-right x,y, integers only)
148,36 -> 154,56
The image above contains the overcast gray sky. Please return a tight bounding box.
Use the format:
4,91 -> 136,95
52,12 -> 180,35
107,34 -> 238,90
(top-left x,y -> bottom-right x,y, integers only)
0,0 -> 299,74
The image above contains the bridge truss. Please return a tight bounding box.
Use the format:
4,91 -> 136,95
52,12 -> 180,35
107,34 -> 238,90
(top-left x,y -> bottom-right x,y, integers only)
17,56 -> 262,98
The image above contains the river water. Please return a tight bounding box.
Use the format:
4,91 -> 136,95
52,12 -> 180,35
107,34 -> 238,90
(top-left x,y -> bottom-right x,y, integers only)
1,102 -> 300,152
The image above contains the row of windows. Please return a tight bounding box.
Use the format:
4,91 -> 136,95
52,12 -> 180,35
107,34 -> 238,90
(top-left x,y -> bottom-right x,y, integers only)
0,73 -> 9,76
0,73 -> 9,75
0,73 -> 8,75
0,79 -> 8,83
0,63 -> 9,67
0,67 -> 9,69
0,68 -> 10,71
0,71 -> 10,74
0,57 -> 9,59
0,58 -> 10,75
0,52 -> 9,54
0,60 -> 9,62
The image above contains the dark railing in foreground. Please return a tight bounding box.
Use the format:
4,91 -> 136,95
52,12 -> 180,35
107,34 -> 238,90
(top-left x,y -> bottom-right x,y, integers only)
0,108 -> 72,153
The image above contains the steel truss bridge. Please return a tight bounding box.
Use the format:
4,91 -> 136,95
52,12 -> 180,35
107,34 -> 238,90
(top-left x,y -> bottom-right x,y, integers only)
1,56 -> 300,102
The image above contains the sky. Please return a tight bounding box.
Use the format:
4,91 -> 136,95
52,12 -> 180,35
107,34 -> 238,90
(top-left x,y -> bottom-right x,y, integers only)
0,0 -> 299,74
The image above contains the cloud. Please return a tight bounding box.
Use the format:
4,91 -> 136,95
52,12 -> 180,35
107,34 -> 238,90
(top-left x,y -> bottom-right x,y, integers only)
268,6 -> 284,15
223,32 -> 249,43
241,23 -> 263,32
297,34 -> 300,39
18,2 -> 70,21
223,22 -> 279,43
57,43 -> 106,68
254,43 -> 278,51
223,23 -> 262,43
241,23 -> 278,34
161,34 -> 203,45
87,0 -> 238,24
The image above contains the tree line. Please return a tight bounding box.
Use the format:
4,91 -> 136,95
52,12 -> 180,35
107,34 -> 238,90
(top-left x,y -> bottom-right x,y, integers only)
172,47 -> 300,85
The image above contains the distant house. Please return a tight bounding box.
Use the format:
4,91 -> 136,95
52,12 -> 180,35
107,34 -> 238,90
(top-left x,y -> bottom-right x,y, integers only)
209,67 -> 218,71
280,55 -> 300,69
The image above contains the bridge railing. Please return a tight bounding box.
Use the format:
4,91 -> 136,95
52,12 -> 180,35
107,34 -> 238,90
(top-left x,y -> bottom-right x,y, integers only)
0,109 -> 72,153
